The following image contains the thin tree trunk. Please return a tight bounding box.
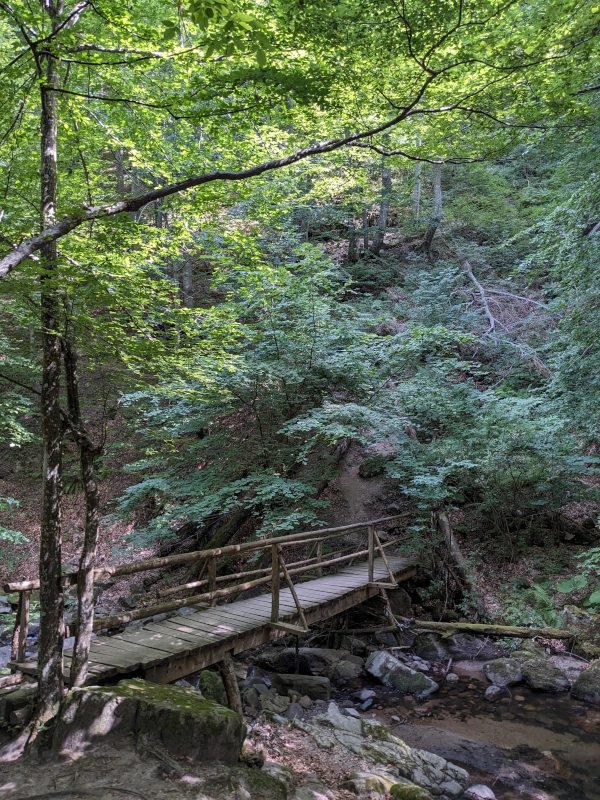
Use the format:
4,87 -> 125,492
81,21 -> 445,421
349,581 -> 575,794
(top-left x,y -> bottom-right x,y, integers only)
371,166 -> 392,255
62,334 -> 101,687
413,163 -> 422,220
422,161 -> 442,255
183,257 -> 194,308
362,209 -> 369,257
36,0 -> 64,726
347,216 -> 357,263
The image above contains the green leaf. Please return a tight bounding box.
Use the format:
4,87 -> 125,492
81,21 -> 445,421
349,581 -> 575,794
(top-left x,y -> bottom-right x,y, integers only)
557,575 -> 587,594
583,589 -> 600,607
256,49 -> 267,68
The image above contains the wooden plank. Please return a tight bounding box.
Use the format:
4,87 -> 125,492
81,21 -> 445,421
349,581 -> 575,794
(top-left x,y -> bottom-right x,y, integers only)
269,622 -> 309,635
271,543 -> 279,623
146,622 -> 219,645
88,638 -> 173,668
150,617 -> 235,641
115,630 -> 196,656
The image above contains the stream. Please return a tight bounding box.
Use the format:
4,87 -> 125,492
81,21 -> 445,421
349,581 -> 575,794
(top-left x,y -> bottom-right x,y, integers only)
331,659 -> 600,800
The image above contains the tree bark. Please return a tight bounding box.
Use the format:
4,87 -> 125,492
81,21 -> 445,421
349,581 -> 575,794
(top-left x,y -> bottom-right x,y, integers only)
362,209 -> 369,257
422,161 -> 442,255
413,162 -> 422,220
347,216 -> 357,263
182,257 -> 194,308
62,334 -> 101,687
371,166 -> 392,255
219,652 -> 243,717
35,4 -> 65,726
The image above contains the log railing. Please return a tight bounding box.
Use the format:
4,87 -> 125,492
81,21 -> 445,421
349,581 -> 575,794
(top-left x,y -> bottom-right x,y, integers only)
3,513 -> 409,684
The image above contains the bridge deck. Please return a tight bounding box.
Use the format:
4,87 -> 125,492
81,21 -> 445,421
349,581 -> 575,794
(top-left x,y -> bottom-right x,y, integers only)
16,555 -> 416,685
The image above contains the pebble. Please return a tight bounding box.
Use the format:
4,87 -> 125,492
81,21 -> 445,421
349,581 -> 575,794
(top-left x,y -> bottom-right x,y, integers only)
360,698 -> 375,711
514,695 -> 526,702
358,688 -> 376,701
344,708 -> 361,718
390,715 -> 400,722
445,672 -> 459,684
484,686 -> 504,702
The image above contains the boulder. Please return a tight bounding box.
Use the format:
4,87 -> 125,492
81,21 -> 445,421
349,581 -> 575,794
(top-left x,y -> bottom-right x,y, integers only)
449,634 -> 507,661
571,661 -> 600,705
272,647 -> 362,680
240,738 -> 266,768
366,651 -> 439,697
561,606 -> 600,659
522,658 -> 570,692
262,761 -> 297,791
482,658 -> 522,687
412,633 -> 450,662
340,636 -> 368,656
387,587 -> 413,617
390,786 -> 434,800
464,785 -> 496,800
260,693 -> 291,715
52,679 -> 245,763
340,770 -> 398,795
200,670 -> 228,705
273,674 -> 331,701
293,704 -> 468,797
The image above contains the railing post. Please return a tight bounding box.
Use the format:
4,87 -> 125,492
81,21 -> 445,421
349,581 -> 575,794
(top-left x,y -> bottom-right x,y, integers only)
271,543 -> 280,623
208,556 -> 217,607
10,590 -> 31,665
316,540 -> 323,578
368,525 -> 375,583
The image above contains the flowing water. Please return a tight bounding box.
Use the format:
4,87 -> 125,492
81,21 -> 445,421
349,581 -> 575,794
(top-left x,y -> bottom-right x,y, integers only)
338,660 -> 600,800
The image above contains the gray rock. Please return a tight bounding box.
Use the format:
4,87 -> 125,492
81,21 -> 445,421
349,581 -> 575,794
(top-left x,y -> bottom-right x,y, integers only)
484,686 -> 504,702
242,687 -> 260,708
294,782 -> 334,800
561,606 -> 600,659
340,770 -> 399,795
273,674 -> 331,701
387,587 -> 413,617
293,703 -> 468,797
464,785 -> 496,800
412,633 -> 450,662
273,647 -> 362,680
344,707 -> 361,718
571,660 -> 600,705
177,607 -> 198,617
522,658 -> 570,692
445,673 -> 459,684
366,650 -> 439,697
389,786 -> 434,800
285,702 -> 305,720
360,698 -> 375,711
0,604 -> 12,615
0,644 -> 13,669
358,688 -> 376,701
262,761 -> 297,790
340,636 -> 368,656
483,658 -> 522,687
449,634 -> 507,661
52,679 -> 245,763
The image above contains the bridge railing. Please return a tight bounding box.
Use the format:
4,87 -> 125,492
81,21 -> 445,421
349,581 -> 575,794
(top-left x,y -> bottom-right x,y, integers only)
3,513 -> 408,679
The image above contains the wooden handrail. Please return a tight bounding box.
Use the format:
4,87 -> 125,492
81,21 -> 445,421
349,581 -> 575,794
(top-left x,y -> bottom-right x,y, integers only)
3,513 -> 409,592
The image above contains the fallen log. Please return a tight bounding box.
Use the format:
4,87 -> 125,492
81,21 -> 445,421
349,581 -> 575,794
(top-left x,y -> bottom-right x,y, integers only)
342,621 -> 574,639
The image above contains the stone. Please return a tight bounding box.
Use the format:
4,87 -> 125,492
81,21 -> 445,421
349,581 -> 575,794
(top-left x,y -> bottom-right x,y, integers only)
178,607 -> 199,617
294,782 -> 335,800
272,647 -> 363,680
260,693 -> 291,715
299,695 -> 313,709
340,636 -> 368,656
522,658 -> 570,692
360,698 -> 375,711
483,658 -> 522,687
235,765 -> 288,800
243,687 -> 260,708
240,738 -> 266,768
330,658 -> 364,682
571,661 -> 600,705
484,686 -> 504,702
340,770 -> 398,795
294,703 -> 468,797
344,707 -> 361,718
390,786 -> 434,800
358,688 -> 376,701
561,606 -> 600,658
262,761 -> 297,791
286,702 -> 305,720
365,651 -> 439,697
273,674 -> 331,701
445,673 -> 459,684
387,587 -> 413,617
52,679 -> 245,763
449,634 -> 507,661
412,633 -> 450,662
200,670 -> 228,706
464,785 -> 496,799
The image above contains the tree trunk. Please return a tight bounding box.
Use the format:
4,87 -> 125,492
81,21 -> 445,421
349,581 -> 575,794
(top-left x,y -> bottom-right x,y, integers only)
347,216 -> 357,263
371,166 -> 392,255
183,257 -> 194,308
422,161 -> 442,255
36,3 -> 65,727
62,334 -> 101,688
219,652 -> 243,717
362,209 -> 369,257
413,162 -> 422,220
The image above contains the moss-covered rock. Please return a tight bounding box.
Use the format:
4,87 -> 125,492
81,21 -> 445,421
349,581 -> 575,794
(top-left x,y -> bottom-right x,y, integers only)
483,658 -> 522,687
571,661 -> 600,705
200,669 -> 228,705
390,784 -> 434,800
340,770 -> 398,794
522,658 -> 570,692
53,678 -> 245,763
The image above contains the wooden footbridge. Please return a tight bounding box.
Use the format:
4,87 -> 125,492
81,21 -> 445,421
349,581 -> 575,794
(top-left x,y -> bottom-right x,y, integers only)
5,515 -> 416,687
